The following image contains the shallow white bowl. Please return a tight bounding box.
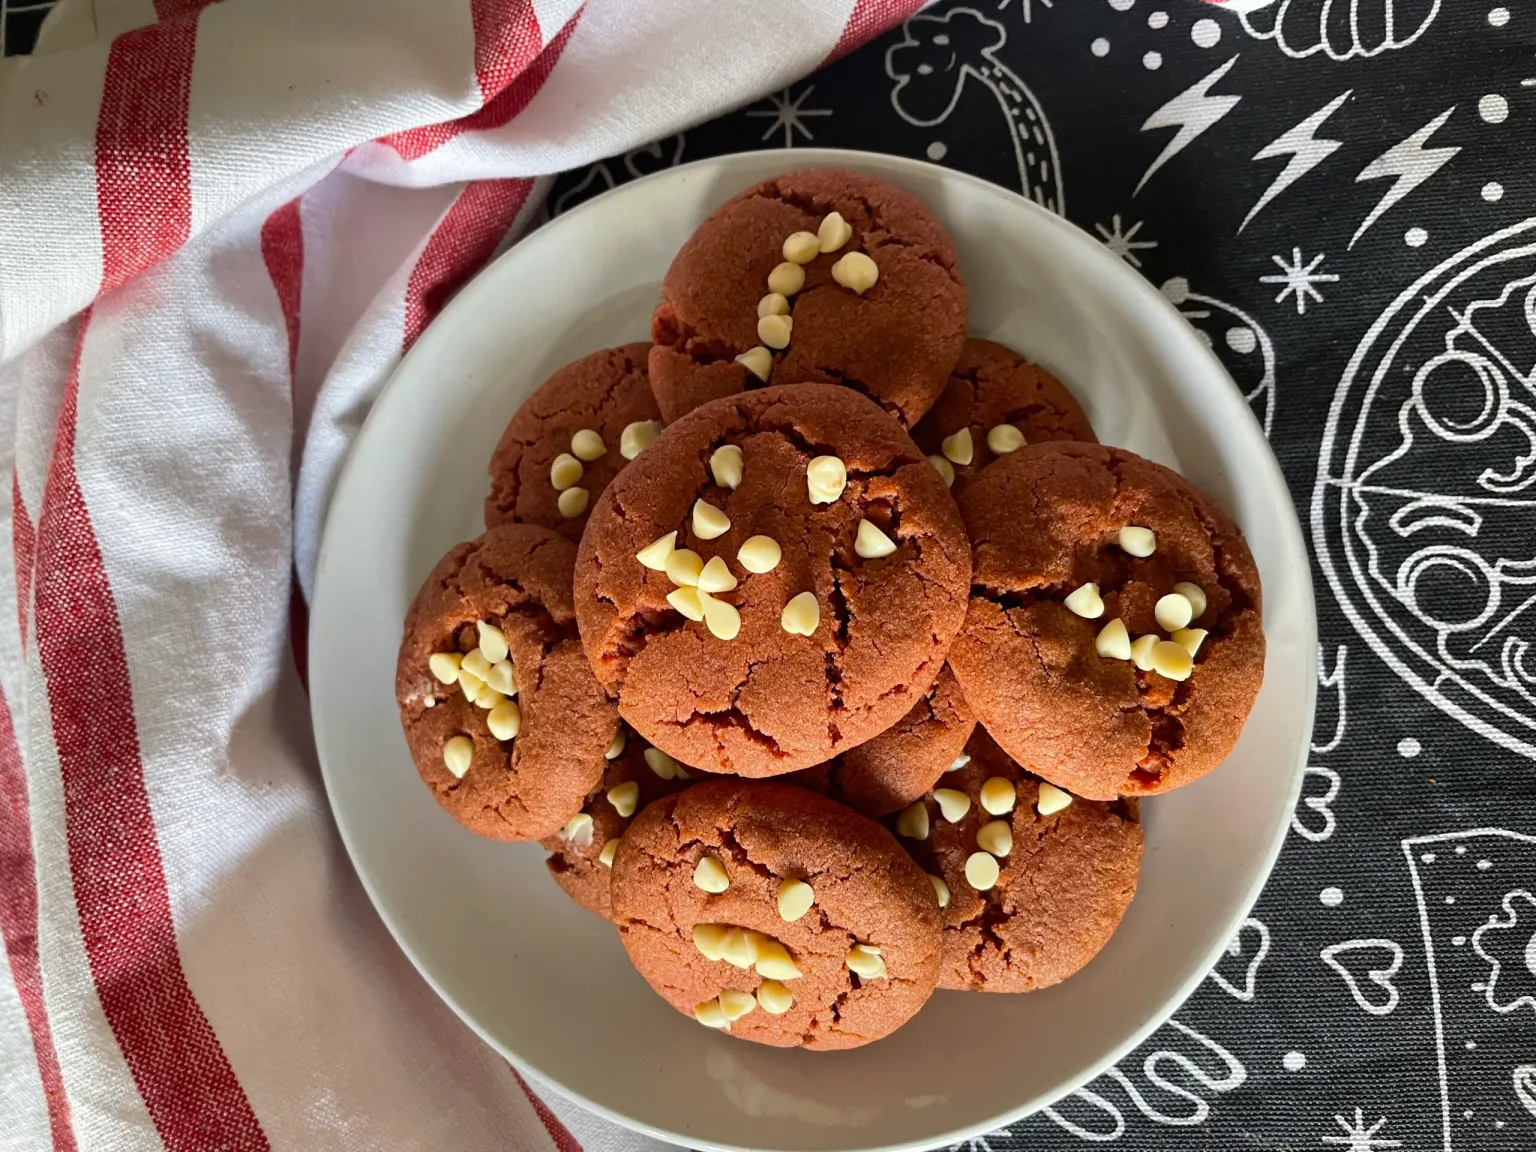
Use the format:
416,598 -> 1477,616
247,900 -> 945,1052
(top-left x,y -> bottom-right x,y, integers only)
309,149 -> 1315,1152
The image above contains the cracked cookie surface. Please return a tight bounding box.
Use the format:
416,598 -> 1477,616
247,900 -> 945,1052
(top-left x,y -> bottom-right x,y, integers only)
648,168 -> 966,426
948,441 -> 1265,799
485,343 -> 661,542
611,779 -> 943,1049
911,338 -> 1097,494
896,729 -> 1142,993
396,524 -> 617,840
573,384 -> 971,777
790,664 -> 975,817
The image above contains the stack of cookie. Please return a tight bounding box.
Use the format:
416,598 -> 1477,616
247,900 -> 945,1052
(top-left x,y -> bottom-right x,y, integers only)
394,169 -> 1266,1051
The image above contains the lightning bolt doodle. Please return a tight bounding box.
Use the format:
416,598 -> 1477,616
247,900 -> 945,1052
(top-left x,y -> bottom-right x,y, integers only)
1239,90 -> 1352,232
1350,107 -> 1460,248
1135,55 -> 1243,195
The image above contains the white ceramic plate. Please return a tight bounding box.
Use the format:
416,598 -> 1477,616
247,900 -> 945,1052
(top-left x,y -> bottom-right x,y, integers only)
310,150 -> 1315,1152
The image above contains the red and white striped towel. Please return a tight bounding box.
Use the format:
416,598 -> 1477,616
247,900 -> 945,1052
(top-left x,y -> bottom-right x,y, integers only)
0,2 -> 923,1149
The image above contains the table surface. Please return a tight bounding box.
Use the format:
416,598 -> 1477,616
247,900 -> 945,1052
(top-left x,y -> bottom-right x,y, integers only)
13,2 -> 1536,1149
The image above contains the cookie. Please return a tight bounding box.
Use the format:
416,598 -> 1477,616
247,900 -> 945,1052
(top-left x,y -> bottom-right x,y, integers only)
790,665 -> 975,818
892,729 -> 1142,993
485,343 -> 662,542
948,441 -> 1265,799
610,779 -> 943,1049
396,524 -> 617,841
911,338 -> 1096,494
573,383 -> 971,777
648,168 -> 966,426
540,727 -> 694,920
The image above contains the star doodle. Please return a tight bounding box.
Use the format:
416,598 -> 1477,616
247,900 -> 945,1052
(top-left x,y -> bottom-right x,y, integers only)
1095,215 -> 1158,268
948,1129 -> 1014,1152
1260,247 -> 1339,315
745,85 -> 833,148
1320,1108 -> 1403,1151
996,0 -> 1053,21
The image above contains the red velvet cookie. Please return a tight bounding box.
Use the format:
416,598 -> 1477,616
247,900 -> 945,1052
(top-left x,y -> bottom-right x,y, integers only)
396,525 -> 617,841
573,384 -> 971,777
485,343 -> 662,542
610,779 -> 943,1049
649,168 -> 966,426
948,442 -> 1265,799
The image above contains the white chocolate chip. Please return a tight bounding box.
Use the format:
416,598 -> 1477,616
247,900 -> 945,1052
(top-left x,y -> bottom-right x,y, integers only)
598,839 -> 619,868
424,696 -> 436,708
1095,618 -> 1132,661
1151,639 -> 1194,681
965,850 -> 1000,891
734,346 -> 773,382
485,700 -> 522,743
845,944 -> 887,979
693,923 -> 728,961
831,251 -> 878,294
932,788 -> 971,823
696,555 -> 738,593
754,939 -> 802,981
674,763 -> 692,781
1154,592 -> 1194,632
976,819 -> 1013,858
694,999 -> 728,1029
738,535 -> 782,574
986,424 -> 1026,455
780,591 -> 820,636
783,231 -> 820,264
806,455 -> 847,504
947,752 -> 971,773
462,649 -> 493,681
473,684 -> 506,712
606,728 -> 626,759
895,801 -> 931,841
693,499 -> 730,540
756,980 -> 794,1015
476,621 -> 509,663
1064,582 -> 1105,619
665,548 -> 704,587
721,927 -> 761,968
484,660 -> 516,696
443,735 -> 473,778
644,747 -> 682,780
561,813 -> 594,848
571,429 -> 605,461
928,873 -> 951,909
767,261 -> 805,296
710,444 -> 744,490
856,944 -> 879,955
636,530 -> 677,571
928,454 -> 955,488
1174,581 -> 1208,620
817,211 -> 853,252
757,292 -> 790,318
693,855 -> 729,893
757,313 -> 792,349
457,668 -> 485,698
1129,633 -> 1158,671
550,453 -> 583,490
777,878 -> 815,922
854,519 -> 897,560
979,777 -> 1017,816
701,593 -> 741,641
941,427 -> 974,466
1119,526 -> 1156,557
1037,782 -> 1073,816
719,989 -> 757,1021
666,586 -> 706,621
607,781 -> 639,819
1172,627 -> 1208,657
557,486 -> 589,519
620,419 -> 663,460
428,652 -> 462,684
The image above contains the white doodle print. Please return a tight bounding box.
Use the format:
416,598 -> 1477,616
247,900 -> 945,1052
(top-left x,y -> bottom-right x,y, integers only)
1261,247 -> 1340,315
1159,277 -> 1276,435
1470,889 -> 1536,1014
1350,108 -> 1460,248
1515,1066 -> 1536,1119
886,7 -> 1064,212
1135,55 -> 1242,195
1403,829 -> 1536,1149
1293,766 -> 1341,842
1095,215 -> 1157,268
1039,1086 -> 1125,1142
1209,917 -> 1271,1001
1241,89 -> 1351,232
550,134 -> 687,215
1313,218 -> 1536,759
948,1130 -> 1014,1152
745,85 -> 833,148
1313,644 -> 1349,753
994,0 -> 1052,23
1231,0 -> 1441,62
1321,1108 -> 1404,1150
1321,939 -> 1405,1016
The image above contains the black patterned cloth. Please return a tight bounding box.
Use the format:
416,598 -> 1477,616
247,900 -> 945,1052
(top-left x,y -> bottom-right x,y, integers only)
550,3 -> 1536,1149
